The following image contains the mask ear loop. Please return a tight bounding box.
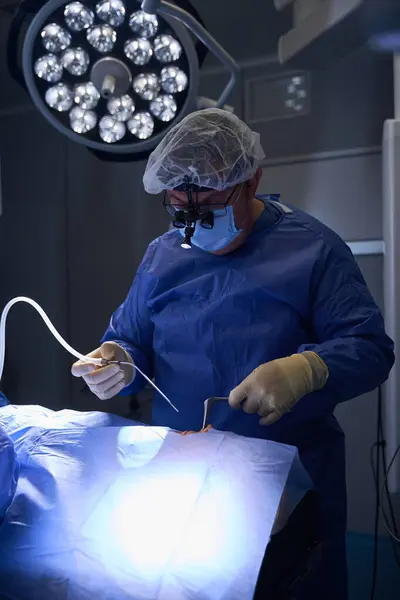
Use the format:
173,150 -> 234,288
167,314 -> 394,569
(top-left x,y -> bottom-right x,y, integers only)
227,183 -> 247,232
221,184 -> 242,211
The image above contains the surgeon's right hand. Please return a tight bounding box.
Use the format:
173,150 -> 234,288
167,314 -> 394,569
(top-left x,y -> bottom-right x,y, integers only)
71,341 -> 135,400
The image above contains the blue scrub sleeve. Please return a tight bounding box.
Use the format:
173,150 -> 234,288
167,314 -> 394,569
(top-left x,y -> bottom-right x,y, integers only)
101,243 -> 158,396
298,242 -> 394,409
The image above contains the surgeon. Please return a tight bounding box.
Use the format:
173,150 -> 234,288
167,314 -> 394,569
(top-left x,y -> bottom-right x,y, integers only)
72,109 -> 394,599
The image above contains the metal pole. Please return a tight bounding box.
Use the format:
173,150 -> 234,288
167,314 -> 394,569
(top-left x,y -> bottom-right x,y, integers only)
381,53 -> 400,493
394,53 -> 400,119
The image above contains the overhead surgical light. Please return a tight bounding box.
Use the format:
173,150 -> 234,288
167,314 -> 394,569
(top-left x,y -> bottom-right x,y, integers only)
8,0 -> 240,160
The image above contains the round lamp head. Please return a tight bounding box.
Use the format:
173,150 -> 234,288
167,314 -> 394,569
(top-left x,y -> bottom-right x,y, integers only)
23,0 -> 199,155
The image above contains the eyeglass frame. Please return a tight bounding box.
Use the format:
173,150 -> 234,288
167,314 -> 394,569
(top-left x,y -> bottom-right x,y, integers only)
163,184 -> 243,224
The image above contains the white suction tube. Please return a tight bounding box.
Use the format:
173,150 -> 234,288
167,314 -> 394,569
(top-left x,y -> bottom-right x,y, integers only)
0,297 -> 178,413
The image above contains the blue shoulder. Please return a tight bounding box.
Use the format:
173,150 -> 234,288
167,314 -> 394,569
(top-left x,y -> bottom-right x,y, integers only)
284,203 -> 354,261
140,228 -> 182,272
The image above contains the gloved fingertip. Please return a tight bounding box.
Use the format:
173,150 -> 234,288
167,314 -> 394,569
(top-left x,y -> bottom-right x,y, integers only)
100,341 -> 118,361
228,389 -> 242,409
242,401 -> 256,415
259,412 -> 279,426
71,362 -> 97,377
98,379 -> 125,401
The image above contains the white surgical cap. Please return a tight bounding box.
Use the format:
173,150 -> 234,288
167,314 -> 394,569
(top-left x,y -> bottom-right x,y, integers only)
142,108 -> 265,194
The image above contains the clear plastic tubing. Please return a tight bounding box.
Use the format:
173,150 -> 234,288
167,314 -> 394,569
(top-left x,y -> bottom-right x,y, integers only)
0,296 -> 178,412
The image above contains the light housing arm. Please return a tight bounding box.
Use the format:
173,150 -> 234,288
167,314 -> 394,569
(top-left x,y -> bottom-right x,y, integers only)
142,0 -> 240,108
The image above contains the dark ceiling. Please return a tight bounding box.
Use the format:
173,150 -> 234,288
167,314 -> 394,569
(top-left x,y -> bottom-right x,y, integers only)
191,0 -> 291,63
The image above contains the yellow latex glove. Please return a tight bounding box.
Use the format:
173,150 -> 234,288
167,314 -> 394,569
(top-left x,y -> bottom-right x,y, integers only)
71,341 -> 135,401
228,351 -> 329,425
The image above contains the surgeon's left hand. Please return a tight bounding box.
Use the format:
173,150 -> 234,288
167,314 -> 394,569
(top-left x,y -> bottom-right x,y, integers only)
228,352 -> 329,425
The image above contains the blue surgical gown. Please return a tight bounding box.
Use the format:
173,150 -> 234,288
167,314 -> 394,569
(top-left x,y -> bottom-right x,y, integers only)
103,198 -> 394,599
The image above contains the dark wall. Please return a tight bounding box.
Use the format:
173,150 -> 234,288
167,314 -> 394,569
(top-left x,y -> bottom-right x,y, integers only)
248,47 -> 393,156
0,110 -> 70,410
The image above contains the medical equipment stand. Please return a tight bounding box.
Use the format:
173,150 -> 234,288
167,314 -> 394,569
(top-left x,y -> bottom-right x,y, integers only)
382,53 -> 400,494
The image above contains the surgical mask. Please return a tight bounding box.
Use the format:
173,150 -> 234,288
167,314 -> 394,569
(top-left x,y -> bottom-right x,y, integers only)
179,205 -> 242,251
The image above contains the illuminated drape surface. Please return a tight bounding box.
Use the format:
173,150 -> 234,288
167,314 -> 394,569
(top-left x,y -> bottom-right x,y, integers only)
0,405 -> 308,600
